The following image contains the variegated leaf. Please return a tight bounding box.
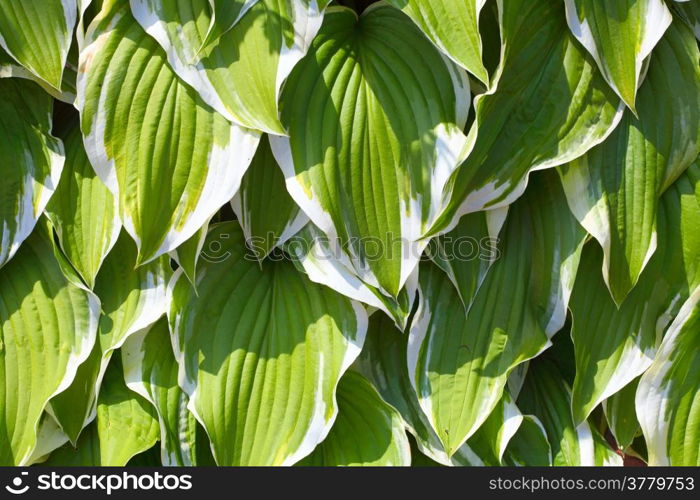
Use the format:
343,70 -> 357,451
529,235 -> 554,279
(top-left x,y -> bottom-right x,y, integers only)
169,222 -> 368,465
0,79 -> 64,269
273,4 -> 471,298
78,0 -> 260,265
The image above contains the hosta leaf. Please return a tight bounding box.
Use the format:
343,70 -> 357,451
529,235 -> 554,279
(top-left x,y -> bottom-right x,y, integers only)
0,225 -> 98,465
201,0 -> 259,50
603,378 -> 640,451
45,124 -> 121,290
130,0 -> 327,134
299,371 -> 411,466
502,416 -> 552,467
518,354 -> 621,466
48,231 -> 171,443
384,0 -> 489,85
123,318 -> 208,466
636,290 -> 700,465
429,0 -> 623,235
559,21 -> 700,305
0,0 -> 76,89
232,135 -> 308,260
273,4 -> 471,298
46,357 -> 160,466
564,0 -> 672,112
408,171 -> 586,455
170,222 -> 368,465
0,47 -> 76,103
285,223 -> 417,329
0,79 -> 64,269
358,312 -> 527,466
428,207 -> 507,309
568,165 -> 700,424
171,219 -> 210,286
674,0 -> 700,40
78,0 -> 260,265
94,357 -> 159,465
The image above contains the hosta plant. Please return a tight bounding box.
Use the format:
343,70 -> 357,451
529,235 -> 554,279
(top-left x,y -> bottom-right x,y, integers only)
0,0 -> 699,467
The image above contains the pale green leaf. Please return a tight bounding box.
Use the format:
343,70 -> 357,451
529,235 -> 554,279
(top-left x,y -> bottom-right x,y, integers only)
0,0 -> 76,89
122,318 -> 210,466
299,371 -> 411,466
78,0 -> 260,265
603,378 -> 640,451
568,165 -> 700,424
429,0 -> 623,236
636,289 -> 700,465
0,224 -> 98,465
408,171 -> 586,455
385,0 -> 489,85
559,21 -> 700,305
232,135 -> 307,260
48,231 -> 171,444
130,0 -> 327,134
169,221 -> 368,465
274,4 -> 471,298
0,79 -> 64,269
564,0 -> 672,112
45,124 -> 121,290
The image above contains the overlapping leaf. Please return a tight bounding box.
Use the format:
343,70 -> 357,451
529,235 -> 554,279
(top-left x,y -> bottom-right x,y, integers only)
130,0 -> 328,134
429,0 -> 623,236
0,79 -> 64,269
299,371 -> 411,466
0,0 -> 76,89
45,124 -> 121,289
232,135 -> 307,260
78,0 -> 260,265
274,4 -> 471,298
0,225 -> 98,465
385,0 -> 489,85
564,0 -> 672,111
408,171 -> 586,455
123,319 -> 211,466
559,21 -> 700,305
169,222 -> 368,465
568,164 -> 700,424
48,232 -> 171,443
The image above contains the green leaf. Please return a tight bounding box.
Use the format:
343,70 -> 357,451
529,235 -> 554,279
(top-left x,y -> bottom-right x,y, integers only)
299,371 -> 411,466
564,0 -> 672,112
232,135 -> 307,260
568,164 -> 700,424
603,378 -> 640,451
0,224 -> 98,465
559,21 -> 700,305
636,289 -> 700,465
169,221 -> 368,465
0,47 -> 76,103
274,4 -> 471,298
45,124 -> 121,290
78,0 -> 260,265
674,0 -> 700,41
200,0 -> 259,50
45,357 -> 160,466
285,223 -> 417,329
122,318 -> 208,466
0,0 -> 76,89
408,171 -> 586,455
429,0 -> 623,236
0,79 -> 64,269
48,231 -> 171,444
518,355 -> 621,466
502,415 -> 552,466
384,0 -> 489,85
130,0 -> 327,134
